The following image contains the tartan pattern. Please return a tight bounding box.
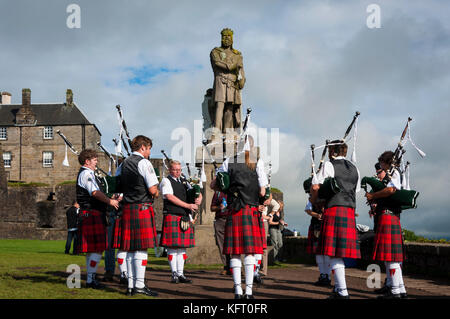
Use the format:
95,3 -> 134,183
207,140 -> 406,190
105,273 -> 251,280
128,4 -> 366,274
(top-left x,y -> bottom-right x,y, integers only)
306,224 -> 319,255
316,206 -> 361,259
223,205 -> 264,255
259,212 -> 267,249
112,202 -> 157,251
76,209 -> 107,253
372,212 -> 404,262
160,213 -> 195,248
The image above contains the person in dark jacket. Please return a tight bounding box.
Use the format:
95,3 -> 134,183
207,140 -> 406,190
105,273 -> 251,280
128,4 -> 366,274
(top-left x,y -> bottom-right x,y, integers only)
65,201 -> 80,254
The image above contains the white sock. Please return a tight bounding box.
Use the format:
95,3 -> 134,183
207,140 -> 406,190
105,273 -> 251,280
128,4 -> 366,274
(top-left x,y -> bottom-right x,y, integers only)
323,255 -> 332,277
244,255 -> 256,296
86,253 -> 102,283
230,256 -> 243,295
126,252 -> 135,289
316,255 -> 326,275
117,250 -> 128,279
330,258 -> 348,296
398,265 -> 406,294
254,254 -> 262,276
167,248 -> 178,276
133,250 -> 148,289
384,262 -> 392,287
387,262 -> 401,295
176,249 -> 187,277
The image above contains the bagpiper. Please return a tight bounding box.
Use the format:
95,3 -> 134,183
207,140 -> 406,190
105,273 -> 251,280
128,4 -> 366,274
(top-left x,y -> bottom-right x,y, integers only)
310,140 -> 361,299
75,149 -> 119,289
112,135 -> 159,297
212,136 -> 268,299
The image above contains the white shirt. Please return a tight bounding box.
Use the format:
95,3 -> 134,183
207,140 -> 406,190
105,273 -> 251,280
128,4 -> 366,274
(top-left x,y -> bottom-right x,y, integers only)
131,151 -> 159,189
160,175 -> 192,199
312,156 -> 361,193
387,169 -> 402,190
268,199 -> 280,214
77,167 -> 100,196
305,200 -> 313,211
217,157 -> 268,187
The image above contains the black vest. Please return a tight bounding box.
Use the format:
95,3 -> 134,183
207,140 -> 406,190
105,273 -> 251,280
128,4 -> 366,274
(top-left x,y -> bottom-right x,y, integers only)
76,167 -> 107,212
121,154 -> 154,204
163,175 -> 190,216
227,155 -> 260,210
326,159 -> 359,209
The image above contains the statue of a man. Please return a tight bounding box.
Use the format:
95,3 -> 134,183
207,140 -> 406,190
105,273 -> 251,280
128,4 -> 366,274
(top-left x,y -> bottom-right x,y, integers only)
210,28 -> 246,135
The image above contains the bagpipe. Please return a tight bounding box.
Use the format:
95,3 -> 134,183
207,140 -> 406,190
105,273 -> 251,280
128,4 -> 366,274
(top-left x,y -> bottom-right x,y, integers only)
361,176 -> 419,210
362,117 -> 424,211
303,111 -> 360,200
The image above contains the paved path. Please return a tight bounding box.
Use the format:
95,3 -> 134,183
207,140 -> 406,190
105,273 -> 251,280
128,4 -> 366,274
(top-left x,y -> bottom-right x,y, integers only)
101,264 -> 450,299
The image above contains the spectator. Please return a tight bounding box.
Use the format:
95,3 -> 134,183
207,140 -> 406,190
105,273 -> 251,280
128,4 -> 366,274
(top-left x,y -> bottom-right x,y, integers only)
65,201 -> 79,255
210,190 -> 231,275
268,199 -> 287,263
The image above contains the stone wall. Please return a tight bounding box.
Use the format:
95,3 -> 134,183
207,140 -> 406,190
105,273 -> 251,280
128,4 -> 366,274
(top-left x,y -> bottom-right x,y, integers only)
280,236 -> 450,279
0,124 -> 107,185
0,158 -> 165,239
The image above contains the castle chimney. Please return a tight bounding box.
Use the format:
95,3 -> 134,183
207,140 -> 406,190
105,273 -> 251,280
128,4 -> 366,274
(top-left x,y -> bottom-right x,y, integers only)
0,92 -> 12,105
22,88 -> 31,106
66,89 -> 73,106
16,88 -> 35,125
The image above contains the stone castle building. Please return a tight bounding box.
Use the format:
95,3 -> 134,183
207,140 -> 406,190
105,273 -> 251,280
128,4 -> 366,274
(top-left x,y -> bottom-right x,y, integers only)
0,88 -> 111,185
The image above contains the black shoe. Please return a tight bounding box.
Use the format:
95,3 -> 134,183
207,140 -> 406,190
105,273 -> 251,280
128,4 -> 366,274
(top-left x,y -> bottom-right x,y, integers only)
171,272 -> 179,283
377,291 -> 401,299
103,271 -> 114,282
133,286 -> 158,297
314,274 -> 331,287
178,275 -> 192,284
86,280 -> 105,289
243,294 -> 255,299
234,294 -> 243,299
328,291 -> 350,299
120,276 -> 128,285
125,288 -> 134,296
374,285 -> 391,294
86,274 -> 105,289
254,274 -> 263,285
400,292 -> 408,299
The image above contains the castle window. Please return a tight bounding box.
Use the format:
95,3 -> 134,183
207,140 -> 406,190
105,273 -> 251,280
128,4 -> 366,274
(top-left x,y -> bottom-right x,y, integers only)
43,151 -> 53,167
2,152 -> 11,168
43,126 -> 53,139
0,127 -> 7,140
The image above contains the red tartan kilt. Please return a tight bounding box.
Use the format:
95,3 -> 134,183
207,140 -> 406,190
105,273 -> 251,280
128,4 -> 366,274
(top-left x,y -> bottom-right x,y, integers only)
258,212 -> 267,250
112,203 -> 157,251
160,213 -> 195,248
77,209 -> 107,253
372,212 -> 404,262
223,205 -> 264,255
316,206 -> 361,259
306,225 -> 319,255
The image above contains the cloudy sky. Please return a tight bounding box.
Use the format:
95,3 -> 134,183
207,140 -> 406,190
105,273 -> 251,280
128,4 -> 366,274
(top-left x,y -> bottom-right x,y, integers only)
1,0 -> 449,238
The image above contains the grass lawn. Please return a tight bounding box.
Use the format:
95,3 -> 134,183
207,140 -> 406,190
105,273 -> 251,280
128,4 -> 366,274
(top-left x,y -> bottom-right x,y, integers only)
0,239 -> 225,299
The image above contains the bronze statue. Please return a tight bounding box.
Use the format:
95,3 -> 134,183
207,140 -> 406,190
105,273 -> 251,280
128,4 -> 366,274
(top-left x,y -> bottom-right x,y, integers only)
210,28 -> 246,135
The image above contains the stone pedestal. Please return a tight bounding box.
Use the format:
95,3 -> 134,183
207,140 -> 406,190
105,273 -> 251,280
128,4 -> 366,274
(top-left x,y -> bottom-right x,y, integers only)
186,224 -> 223,265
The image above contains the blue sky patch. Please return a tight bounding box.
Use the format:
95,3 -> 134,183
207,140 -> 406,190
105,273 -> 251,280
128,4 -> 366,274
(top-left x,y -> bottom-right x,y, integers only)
126,65 -> 182,86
